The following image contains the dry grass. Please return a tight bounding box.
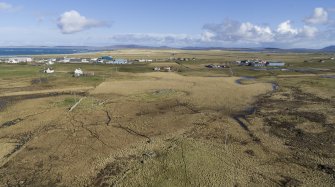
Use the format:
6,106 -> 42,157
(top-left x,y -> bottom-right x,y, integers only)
0,50 -> 334,186
92,72 -> 271,111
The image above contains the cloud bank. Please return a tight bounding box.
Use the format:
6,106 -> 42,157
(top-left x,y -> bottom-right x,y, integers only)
202,20 -> 274,44
103,7 -> 330,48
52,7 -> 334,48
57,10 -> 106,34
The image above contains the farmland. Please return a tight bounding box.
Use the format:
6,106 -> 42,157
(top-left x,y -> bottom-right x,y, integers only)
0,49 -> 334,186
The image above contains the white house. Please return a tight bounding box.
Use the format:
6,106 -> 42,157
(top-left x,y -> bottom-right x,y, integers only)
7,59 -> 19,64
138,59 -> 153,63
164,67 -> 172,72
46,60 -> 54,65
154,67 -> 161,71
97,59 -> 104,63
74,68 -> 84,77
108,59 -> 128,64
44,68 -> 54,74
7,57 -> 33,63
37,59 -> 45,63
81,59 -> 89,63
60,57 -> 71,63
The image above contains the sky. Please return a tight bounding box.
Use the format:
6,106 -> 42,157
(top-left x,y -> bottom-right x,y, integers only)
0,0 -> 335,48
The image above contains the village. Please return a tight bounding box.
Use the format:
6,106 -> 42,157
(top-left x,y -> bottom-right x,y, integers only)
3,55 -> 335,77
0,56 -> 128,65
2,55 -> 335,78
0,55 -> 199,75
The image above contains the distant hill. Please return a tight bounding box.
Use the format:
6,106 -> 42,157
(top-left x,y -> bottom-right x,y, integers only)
321,45 -> 335,52
104,45 -> 172,50
2,45 -> 335,54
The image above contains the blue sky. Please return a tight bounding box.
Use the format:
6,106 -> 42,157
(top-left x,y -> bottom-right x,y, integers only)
0,0 -> 335,48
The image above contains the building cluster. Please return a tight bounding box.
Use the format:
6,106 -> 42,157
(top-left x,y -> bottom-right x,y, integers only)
0,57 -> 33,63
0,56 -> 129,65
175,58 -> 196,61
73,68 -> 94,77
135,59 -> 153,63
42,67 -> 94,77
166,57 -> 196,61
205,64 -> 230,69
236,60 -> 285,67
97,56 -> 128,64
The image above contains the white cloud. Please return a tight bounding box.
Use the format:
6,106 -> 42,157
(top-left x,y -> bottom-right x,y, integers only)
277,20 -> 298,35
305,7 -> 328,25
300,26 -> 318,38
199,19 -> 322,48
0,2 -> 12,11
239,22 -> 274,42
201,31 -> 215,42
57,10 -> 106,34
202,20 -> 274,44
276,20 -> 318,38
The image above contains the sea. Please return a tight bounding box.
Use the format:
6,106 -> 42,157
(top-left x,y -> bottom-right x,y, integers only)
0,47 -> 99,56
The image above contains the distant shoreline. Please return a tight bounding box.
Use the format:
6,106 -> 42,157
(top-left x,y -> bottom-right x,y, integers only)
0,47 -> 102,57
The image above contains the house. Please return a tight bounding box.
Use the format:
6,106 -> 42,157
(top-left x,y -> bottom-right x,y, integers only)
7,57 -> 33,63
97,56 -> 113,63
164,67 -> 172,72
205,64 -> 229,68
238,60 -> 252,66
137,59 -> 153,63
96,59 -> 104,63
153,67 -> 161,71
81,59 -> 89,63
90,58 -> 98,62
205,64 -> 219,68
7,58 -> 19,64
69,58 -> 82,63
253,63 -> 266,67
46,60 -> 54,65
266,61 -> 285,67
113,59 -> 128,64
44,68 -> 54,74
105,59 -> 128,64
74,68 -> 84,77
101,56 -> 113,61
177,58 -> 191,61
60,57 -> 71,63
252,60 -> 266,67
37,59 -> 45,63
